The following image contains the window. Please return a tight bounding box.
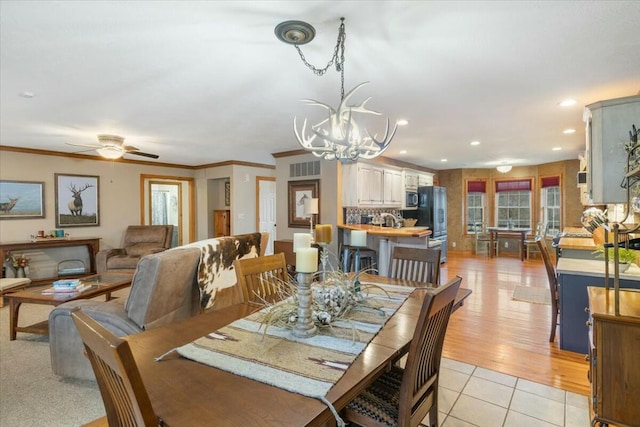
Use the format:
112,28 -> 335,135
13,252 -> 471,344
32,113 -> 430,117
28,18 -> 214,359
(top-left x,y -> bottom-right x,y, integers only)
541,176 -> 561,236
466,180 -> 486,233
495,179 -> 532,228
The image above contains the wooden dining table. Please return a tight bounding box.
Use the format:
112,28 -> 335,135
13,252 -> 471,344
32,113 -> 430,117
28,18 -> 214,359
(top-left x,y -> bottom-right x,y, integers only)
125,274 -> 470,426
487,226 -> 532,261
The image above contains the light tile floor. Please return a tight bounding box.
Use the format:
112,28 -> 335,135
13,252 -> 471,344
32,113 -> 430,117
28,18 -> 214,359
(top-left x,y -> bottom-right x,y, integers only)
424,358 -> 591,427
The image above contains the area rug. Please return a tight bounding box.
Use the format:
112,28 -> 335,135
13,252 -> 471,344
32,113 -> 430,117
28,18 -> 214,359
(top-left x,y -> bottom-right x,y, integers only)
512,286 -> 551,305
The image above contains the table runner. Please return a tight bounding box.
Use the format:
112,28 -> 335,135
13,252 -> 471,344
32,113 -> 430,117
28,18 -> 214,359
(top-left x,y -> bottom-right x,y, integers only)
172,282 -> 414,425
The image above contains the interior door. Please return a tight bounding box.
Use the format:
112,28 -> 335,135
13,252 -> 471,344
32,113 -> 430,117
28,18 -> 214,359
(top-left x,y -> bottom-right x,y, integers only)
257,177 -> 276,254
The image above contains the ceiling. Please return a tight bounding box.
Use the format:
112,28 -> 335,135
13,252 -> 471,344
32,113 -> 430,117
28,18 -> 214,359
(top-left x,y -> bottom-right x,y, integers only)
1,1 -> 639,170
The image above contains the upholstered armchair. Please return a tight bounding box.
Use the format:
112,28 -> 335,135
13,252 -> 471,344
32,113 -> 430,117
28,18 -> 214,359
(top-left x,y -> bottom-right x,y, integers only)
96,225 -> 174,273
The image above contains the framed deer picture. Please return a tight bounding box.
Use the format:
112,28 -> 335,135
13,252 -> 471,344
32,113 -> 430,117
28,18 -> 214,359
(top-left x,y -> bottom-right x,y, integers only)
55,174 -> 100,227
0,180 -> 45,220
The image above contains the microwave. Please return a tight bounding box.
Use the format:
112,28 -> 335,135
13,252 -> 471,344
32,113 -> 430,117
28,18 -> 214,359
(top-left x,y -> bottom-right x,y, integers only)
405,191 -> 418,208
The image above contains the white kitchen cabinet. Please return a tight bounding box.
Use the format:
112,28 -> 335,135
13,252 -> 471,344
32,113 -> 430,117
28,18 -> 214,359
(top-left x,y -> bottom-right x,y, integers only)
358,164 -> 383,205
584,95 -> 640,204
342,162 -> 402,207
403,170 -> 419,190
418,173 -> 434,187
383,169 -> 403,206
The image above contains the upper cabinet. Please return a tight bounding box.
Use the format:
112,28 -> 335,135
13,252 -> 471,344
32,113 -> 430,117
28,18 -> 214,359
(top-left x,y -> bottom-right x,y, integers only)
418,173 -> 434,187
342,162 -> 402,207
403,170 -> 419,190
383,169 -> 403,206
584,95 -> 640,204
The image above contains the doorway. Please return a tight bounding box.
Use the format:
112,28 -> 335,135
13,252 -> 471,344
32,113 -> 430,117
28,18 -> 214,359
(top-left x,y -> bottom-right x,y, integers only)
257,176 -> 276,254
140,174 -> 195,246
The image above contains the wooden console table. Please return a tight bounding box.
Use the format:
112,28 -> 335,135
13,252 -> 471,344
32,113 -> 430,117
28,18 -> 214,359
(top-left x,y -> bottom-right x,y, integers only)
0,237 -> 101,284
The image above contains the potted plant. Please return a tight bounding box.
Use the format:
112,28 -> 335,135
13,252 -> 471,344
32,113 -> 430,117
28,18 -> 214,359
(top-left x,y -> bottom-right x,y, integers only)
593,245 -> 638,271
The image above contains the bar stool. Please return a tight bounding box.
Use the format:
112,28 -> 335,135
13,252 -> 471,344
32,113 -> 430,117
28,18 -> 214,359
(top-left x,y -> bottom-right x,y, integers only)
340,245 -> 378,275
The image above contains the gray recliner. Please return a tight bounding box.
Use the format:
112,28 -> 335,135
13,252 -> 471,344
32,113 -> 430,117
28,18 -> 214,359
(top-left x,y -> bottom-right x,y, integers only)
49,246 -> 201,380
96,225 -> 174,273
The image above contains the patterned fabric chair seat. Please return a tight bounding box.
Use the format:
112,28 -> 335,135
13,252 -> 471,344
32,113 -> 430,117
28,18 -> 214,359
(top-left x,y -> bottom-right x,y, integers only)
345,365 -> 404,426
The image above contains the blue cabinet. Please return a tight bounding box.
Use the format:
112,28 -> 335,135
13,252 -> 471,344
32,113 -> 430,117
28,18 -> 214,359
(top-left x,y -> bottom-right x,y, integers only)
558,261 -> 640,354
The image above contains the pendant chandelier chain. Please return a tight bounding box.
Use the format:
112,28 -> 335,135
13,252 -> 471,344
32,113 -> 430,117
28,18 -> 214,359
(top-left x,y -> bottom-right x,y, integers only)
294,18 -> 346,100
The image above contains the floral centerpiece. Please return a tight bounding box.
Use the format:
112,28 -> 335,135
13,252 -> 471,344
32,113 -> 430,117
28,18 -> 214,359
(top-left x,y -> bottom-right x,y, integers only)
5,252 -> 29,277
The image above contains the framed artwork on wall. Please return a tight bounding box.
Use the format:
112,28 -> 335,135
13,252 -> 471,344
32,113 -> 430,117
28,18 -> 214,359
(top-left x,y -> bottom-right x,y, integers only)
0,180 -> 45,219
288,179 -> 319,228
55,173 -> 100,227
225,181 -> 230,207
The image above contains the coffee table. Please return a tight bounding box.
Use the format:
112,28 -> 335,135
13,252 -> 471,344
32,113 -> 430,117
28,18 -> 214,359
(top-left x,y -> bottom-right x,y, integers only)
5,272 -> 133,340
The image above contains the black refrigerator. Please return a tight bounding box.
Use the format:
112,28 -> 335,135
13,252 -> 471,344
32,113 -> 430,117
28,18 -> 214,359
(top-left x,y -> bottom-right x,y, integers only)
416,185 -> 447,262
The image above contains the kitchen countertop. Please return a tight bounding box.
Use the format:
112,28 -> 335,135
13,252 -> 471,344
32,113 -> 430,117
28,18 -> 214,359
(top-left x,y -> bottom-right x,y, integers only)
558,226 -> 598,251
337,224 -> 432,238
557,257 -> 640,281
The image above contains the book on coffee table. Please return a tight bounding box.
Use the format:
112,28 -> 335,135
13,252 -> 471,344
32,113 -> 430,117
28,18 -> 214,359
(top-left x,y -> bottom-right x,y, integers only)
41,283 -> 93,295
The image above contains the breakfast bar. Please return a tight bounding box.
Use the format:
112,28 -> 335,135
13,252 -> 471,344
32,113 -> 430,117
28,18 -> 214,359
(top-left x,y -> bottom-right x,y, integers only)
337,224 -> 432,276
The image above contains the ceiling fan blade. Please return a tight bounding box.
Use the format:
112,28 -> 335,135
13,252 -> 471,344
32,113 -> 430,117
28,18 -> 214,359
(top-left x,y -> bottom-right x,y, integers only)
128,151 -> 159,159
66,142 -> 102,148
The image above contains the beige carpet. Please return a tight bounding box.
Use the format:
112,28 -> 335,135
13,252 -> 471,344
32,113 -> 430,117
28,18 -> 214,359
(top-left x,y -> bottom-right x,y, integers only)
0,291 -> 135,426
512,286 -> 551,305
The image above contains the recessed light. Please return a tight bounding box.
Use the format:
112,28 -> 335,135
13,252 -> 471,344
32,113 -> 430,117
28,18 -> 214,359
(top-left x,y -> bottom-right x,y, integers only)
396,119 -> 408,126
563,128 -> 576,134
558,99 -> 577,107
399,150 -> 407,154
470,141 -> 480,146
552,147 -> 562,151
19,91 -> 35,98
441,159 -> 447,162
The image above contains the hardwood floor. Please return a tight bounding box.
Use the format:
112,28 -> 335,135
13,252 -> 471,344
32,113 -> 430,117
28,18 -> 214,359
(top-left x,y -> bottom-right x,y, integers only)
439,250 -> 590,396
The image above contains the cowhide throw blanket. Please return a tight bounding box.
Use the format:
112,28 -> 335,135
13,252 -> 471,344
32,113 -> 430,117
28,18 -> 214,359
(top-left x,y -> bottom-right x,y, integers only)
183,233 -> 262,309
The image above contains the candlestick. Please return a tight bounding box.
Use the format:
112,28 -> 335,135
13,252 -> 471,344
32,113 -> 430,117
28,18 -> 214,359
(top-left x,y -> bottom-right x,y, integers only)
296,247 -> 318,273
351,230 -> 367,247
293,233 -> 311,253
293,271 -> 318,338
315,224 -> 332,244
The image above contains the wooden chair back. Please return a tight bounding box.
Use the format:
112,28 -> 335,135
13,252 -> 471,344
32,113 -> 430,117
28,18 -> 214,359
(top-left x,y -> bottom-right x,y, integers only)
474,222 -> 494,256
399,275 -> 462,426
71,309 -> 160,427
233,253 -> 290,304
389,246 -> 441,284
537,236 -> 560,342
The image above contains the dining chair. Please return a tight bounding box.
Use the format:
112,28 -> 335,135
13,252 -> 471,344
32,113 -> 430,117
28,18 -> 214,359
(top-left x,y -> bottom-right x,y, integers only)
388,246 -> 441,284
524,222 -> 548,260
537,236 -> 559,342
342,276 -> 463,427
474,222 -> 497,257
70,309 -> 163,427
233,252 -> 290,304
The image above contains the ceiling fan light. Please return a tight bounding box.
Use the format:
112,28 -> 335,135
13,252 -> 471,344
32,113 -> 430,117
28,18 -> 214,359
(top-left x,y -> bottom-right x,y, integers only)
97,146 -> 124,159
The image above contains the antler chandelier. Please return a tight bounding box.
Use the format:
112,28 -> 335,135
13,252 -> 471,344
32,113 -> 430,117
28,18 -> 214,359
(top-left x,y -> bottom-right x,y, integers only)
275,18 -> 397,162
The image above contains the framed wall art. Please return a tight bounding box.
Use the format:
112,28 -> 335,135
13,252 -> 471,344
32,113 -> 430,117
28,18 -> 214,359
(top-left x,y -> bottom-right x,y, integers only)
55,173 -> 100,227
288,179 -> 319,228
0,180 -> 45,219
225,181 -> 230,207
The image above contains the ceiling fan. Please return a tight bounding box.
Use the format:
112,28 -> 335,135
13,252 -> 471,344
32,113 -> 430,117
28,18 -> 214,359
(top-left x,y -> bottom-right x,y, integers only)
66,134 -> 159,159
